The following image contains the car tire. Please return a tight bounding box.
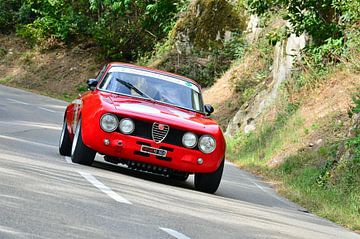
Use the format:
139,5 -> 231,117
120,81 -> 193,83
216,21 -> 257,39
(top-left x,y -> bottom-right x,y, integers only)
59,119 -> 72,156
194,159 -> 224,194
71,119 -> 96,165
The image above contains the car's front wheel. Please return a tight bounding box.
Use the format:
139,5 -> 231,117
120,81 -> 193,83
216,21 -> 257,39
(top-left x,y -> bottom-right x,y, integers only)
59,119 -> 72,156
71,119 -> 96,165
194,159 -> 224,194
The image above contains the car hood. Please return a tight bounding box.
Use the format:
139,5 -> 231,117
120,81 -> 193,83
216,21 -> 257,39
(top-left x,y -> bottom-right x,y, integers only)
101,94 -> 219,132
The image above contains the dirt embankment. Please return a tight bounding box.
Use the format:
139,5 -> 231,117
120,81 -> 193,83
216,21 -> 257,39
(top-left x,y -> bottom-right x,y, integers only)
0,34 -> 102,101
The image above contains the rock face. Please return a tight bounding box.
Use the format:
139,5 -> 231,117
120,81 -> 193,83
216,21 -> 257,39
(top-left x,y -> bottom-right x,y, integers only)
245,15 -> 261,43
172,0 -> 243,55
225,21 -> 306,136
348,113 -> 360,139
337,113 -> 360,161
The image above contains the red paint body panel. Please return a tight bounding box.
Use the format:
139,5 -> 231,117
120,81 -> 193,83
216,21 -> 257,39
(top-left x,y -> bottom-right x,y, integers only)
65,63 -> 226,173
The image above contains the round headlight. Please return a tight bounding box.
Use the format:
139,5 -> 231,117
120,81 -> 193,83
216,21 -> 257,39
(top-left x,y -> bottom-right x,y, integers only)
199,135 -> 216,154
182,132 -> 197,148
100,113 -> 119,132
119,118 -> 135,134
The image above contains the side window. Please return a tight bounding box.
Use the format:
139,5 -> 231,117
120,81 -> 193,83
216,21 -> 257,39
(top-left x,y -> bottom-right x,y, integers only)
96,65 -> 107,81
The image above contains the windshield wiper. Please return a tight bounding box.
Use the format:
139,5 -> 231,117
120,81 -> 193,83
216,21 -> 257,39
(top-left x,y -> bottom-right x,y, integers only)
116,78 -> 155,102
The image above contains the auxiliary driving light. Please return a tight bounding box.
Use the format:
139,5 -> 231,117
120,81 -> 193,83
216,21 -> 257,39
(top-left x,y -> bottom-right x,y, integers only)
104,139 -> 110,145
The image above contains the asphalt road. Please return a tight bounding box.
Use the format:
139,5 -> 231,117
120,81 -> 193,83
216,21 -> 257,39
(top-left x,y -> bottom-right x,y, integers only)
0,84 -> 359,239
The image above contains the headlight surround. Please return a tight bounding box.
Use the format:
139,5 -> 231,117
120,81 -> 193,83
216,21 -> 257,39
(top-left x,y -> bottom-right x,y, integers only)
100,113 -> 119,132
119,118 -> 135,134
199,135 -> 216,154
182,132 -> 198,148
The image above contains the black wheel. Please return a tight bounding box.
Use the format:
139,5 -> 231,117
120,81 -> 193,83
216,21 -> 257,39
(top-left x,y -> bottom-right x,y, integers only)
170,172 -> 189,181
194,159 -> 224,194
59,119 -> 72,156
71,119 -> 96,165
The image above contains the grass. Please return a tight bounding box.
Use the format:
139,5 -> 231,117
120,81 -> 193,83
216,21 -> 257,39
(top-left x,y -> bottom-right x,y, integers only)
273,150 -> 360,230
225,17 -> 360,231
19,51 -> 35,64
227,106 -> 360,231
0,76 -> 13,84
227,101 -> 303,167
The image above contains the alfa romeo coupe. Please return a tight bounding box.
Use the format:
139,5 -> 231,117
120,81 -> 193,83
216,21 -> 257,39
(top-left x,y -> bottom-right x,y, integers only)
59,63 -> 226,193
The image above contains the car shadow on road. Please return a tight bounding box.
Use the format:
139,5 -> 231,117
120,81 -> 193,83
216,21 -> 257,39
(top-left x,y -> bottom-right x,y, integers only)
91,160 -> 195,191
91,159 -> 302,213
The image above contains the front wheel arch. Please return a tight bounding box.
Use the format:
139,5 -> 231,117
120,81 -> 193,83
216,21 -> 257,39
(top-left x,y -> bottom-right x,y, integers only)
59,119 -> 72,156
71,119 -> 96,165
194,159 -> 224,194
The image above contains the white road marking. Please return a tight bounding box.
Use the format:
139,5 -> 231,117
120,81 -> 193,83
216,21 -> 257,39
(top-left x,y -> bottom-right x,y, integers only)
250,180 -> 295,208
63,157 -> 132,204
0,121 -> 61,130
6,98 -> 63,113
38,107 -> 57,113
43,104 -> 66,110
6,98 -> 29,105
0,226 -> 21,235
227,161 -> 296,208
159,228 -> 191,239
0,135 -> 57,148
78,171 -> 132,205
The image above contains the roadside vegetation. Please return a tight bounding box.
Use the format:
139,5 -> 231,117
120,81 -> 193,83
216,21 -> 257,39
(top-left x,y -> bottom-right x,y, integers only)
0,0 -> 191,99
0,0 -> 248,95
0,0 -> 189,60
227,0 -> 360,231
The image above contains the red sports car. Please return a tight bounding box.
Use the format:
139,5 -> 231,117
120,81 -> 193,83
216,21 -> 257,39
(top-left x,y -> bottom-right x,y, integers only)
59,63 -> 226,193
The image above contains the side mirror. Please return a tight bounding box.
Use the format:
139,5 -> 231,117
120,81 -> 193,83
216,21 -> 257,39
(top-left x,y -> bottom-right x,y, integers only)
87,79 -> 98,91
204,104 -> 214,116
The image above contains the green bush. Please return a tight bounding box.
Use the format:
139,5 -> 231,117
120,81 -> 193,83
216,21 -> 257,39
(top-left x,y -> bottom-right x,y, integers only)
308,37 -> 345,66
247,0 -> 359,46
5,0 -> 188,60
16,0 -> 90,45
0,0 -> 22,33
87,0 -> 187,60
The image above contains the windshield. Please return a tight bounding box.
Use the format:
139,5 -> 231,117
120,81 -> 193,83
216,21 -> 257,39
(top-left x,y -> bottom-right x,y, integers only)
98,67 -> 204,112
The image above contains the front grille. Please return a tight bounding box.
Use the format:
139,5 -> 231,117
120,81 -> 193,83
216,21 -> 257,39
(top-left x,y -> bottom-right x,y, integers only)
152,123 -> 169,144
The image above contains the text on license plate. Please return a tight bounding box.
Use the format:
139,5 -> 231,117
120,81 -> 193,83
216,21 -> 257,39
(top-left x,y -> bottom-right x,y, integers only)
140,145 -> 167,157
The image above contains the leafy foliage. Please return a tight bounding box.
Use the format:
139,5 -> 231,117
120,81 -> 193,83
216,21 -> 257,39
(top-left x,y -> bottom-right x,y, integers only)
86,0 -> 186,59
5,0 -> 188,60
0,0 -> 22,33
248,0 -> 359,45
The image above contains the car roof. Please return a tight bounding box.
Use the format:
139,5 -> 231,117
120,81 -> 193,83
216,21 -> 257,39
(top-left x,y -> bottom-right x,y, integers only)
108,62 -> 202,90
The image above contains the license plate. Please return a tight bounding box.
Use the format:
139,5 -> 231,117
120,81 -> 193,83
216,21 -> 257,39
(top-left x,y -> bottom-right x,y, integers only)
140,145 -> 167,157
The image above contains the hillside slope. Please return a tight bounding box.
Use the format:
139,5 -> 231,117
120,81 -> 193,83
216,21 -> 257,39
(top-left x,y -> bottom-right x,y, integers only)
202,11 -> 360,231
0,34 -> 101,100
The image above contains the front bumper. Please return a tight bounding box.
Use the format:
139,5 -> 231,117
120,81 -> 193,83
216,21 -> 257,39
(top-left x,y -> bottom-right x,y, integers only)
81,127 -> 224,173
